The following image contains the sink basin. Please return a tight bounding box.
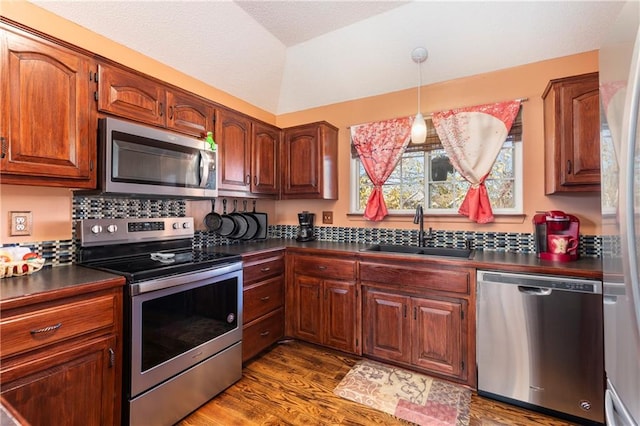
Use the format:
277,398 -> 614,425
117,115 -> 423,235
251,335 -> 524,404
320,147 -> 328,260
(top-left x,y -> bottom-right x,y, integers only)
362,244 -> 472,258
362,244 -> 423,254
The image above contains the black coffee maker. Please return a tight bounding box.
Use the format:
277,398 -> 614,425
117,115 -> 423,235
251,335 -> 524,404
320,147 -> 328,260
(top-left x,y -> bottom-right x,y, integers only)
296,211 -> 315,242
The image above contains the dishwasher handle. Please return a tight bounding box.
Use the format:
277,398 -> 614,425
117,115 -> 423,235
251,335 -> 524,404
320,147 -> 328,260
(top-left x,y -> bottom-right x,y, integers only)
518,286 -> 552,296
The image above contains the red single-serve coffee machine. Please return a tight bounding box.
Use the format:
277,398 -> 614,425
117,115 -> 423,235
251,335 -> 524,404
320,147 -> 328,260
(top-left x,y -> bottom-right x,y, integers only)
533,210 -> 580,262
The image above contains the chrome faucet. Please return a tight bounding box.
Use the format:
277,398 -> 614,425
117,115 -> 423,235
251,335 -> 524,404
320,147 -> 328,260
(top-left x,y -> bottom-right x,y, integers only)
414,205 -> 425,247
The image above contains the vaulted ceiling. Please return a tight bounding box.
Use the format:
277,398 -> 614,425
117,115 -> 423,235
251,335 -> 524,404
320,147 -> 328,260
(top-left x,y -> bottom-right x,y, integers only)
33,1 -> 624,115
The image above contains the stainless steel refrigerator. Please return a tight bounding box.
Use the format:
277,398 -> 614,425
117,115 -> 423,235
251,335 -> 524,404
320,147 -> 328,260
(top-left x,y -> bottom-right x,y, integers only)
600,1 -> 640,424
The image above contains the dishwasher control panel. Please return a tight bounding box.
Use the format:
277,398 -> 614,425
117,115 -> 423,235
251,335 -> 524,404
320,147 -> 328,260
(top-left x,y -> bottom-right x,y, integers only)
478,271 -> 602,294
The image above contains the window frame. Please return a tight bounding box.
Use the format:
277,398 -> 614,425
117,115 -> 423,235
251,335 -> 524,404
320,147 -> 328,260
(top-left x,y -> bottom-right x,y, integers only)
349,121 -> 524,217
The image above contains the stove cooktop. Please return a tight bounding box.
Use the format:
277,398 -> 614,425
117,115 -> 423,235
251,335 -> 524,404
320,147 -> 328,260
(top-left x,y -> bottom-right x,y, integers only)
77,217 -> 244,282
81,249 -> 242,283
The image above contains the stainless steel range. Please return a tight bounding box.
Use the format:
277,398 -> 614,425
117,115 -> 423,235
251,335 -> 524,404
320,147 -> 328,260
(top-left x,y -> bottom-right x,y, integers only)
77,217 -> 243,426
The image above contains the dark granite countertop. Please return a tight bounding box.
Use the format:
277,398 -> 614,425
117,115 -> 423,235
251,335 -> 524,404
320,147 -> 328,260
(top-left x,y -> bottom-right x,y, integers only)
0,264 -> 126,309
205,239 -> 602,280
0,239 -> 602,305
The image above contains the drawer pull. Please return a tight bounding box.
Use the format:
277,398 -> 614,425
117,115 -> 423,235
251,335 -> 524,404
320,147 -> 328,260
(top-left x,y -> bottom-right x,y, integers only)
108,348 -> 115,368
30,322 -> 62,335
260,331 -> 270,337
260,296 -> 270,302
317,265 -> 327,270
260,267 -> 271,272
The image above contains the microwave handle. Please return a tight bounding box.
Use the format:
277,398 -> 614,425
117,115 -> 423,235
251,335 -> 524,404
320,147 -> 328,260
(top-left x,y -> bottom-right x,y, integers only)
199,150 -> 211,188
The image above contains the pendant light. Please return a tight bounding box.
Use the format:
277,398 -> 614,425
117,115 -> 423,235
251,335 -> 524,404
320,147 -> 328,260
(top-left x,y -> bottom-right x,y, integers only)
411,47 -> 428,144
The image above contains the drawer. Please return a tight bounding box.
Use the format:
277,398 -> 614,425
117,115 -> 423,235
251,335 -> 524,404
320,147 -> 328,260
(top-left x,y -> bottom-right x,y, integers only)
0,294 -> 116,358
243,256 -> 284,286
294,256 -> 356,281
242,308 -> 284,362
359,262 -> 470,294
243,275 -> 284,324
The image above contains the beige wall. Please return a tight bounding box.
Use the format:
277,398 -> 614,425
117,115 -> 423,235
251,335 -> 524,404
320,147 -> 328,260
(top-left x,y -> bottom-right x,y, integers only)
275,52 -> 601,235
0,0 -> 602,245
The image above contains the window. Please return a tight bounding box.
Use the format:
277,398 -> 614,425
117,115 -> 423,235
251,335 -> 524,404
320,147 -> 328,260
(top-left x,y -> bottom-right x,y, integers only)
350,112 -> 523,215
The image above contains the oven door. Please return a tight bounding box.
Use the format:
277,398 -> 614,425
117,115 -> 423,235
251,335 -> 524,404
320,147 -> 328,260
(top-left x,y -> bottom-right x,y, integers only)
129,263 -> 242,397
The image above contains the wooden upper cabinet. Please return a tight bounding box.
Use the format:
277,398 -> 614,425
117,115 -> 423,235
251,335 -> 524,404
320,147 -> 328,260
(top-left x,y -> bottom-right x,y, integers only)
0,25 -> 97,188
251,122 -> 281,195
216,107 -> 252,193
98,63 -> 166,127
98,63 -> 212,137
282,121 -> 338,199
543,72 -> 600,194
165,90 -> 212,137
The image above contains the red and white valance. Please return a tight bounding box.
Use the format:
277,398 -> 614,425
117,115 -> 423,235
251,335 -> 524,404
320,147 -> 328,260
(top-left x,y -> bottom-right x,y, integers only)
432,100 -> 521,223
351,117 -> 412,221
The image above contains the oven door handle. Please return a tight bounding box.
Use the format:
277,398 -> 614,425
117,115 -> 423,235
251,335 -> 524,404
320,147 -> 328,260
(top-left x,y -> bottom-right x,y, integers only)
131,261 -> 242,295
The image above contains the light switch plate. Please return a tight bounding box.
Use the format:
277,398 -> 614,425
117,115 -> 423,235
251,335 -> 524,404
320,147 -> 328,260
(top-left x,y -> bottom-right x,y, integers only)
10,211 -> 33,236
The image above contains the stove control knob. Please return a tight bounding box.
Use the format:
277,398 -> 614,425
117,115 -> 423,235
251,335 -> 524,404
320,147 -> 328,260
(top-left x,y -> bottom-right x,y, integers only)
172,222 -> 180,230
182,222 -> 190,229
91,225 -> 103,234
107,224 -> 118,233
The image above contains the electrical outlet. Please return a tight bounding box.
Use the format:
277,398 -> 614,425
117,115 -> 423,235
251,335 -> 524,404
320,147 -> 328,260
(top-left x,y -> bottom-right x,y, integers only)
322,211 -> 333,224
10,211 -> 32,236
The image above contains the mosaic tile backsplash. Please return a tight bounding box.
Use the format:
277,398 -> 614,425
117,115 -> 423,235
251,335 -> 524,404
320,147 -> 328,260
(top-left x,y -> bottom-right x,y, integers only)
1,196 -> 604,268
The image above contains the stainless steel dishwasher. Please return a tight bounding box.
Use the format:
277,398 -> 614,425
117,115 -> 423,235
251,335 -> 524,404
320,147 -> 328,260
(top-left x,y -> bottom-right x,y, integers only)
477,270 -> 605,424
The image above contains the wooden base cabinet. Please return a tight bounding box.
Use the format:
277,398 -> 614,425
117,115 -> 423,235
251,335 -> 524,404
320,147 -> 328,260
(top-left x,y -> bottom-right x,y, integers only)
242,250 -> 285,362
364,289 -> 465,379
360,260 -> 475,386
287,253 -> 359,354
0,286 -> 123,426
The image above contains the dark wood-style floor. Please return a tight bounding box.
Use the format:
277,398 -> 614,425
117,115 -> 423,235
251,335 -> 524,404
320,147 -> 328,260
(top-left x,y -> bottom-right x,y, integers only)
179,340 -> 576,426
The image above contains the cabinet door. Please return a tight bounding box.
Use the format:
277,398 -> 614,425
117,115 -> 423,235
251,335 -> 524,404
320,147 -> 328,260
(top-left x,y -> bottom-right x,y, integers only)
282,124 -> 321,197
166,90 -> 212,137
98,63 -> 166,127
216,108 -> 251,193
560,77 -> 600,187
543,72 -> 600,193
251,122 -> 280,195
1,335 -> 117,426
323,280 -> 357,353
1,28 -> 96,188
363,289 -> 410,363
293,274 -> 322,344
412,297 -> 464,379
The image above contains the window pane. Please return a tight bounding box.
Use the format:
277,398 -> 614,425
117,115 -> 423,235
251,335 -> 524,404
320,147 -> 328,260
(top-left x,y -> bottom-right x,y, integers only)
485,179 -> 514,208
428,182 -> 456,209
488,145 -> 514,179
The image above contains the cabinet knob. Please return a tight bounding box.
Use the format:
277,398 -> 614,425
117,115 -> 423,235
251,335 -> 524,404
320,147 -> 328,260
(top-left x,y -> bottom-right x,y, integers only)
317,265 -> 327,270
246,174 -> 251,184
260,330 -> 270,337
260,296 -> 270,302
1,136 -> 6,159
566,160 -> 572,174
159,103 -> 164,117
260,267 -> 271,272
168,106 -> 174,119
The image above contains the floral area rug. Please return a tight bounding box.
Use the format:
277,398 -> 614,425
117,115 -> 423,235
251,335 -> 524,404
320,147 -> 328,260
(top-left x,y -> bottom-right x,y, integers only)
334,359 -> 471,425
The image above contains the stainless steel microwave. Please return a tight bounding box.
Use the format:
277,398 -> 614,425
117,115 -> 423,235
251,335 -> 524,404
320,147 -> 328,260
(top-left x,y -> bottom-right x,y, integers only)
96,117 -> 217,198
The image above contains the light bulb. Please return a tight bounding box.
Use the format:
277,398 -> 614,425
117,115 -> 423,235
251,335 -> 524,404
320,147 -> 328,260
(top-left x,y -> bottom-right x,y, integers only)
411,112 -> 427,144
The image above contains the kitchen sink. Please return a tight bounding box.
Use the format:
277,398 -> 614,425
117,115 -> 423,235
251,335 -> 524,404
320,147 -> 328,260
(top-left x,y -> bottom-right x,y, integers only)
362,244 -> 472,258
